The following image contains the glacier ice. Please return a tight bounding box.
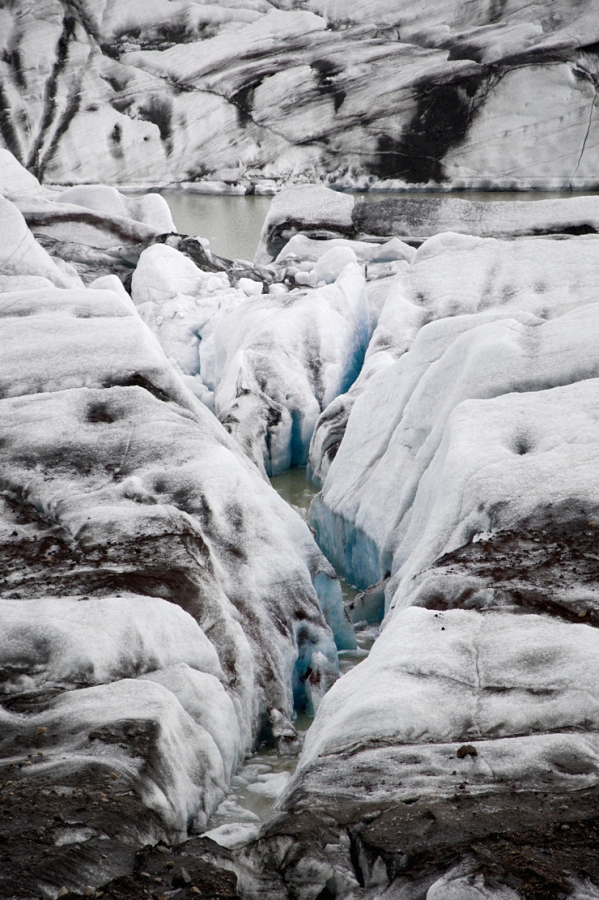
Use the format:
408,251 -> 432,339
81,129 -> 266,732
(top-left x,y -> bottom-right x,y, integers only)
228,186 -> 599,900
0,181 -> 355,895
5,142 -> 599,896
309,230 -> 599,590
133,238 -> 371,477
211,262 -> 369,475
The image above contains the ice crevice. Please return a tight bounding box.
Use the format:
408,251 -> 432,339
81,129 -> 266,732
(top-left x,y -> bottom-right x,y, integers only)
0,165 -> 373,896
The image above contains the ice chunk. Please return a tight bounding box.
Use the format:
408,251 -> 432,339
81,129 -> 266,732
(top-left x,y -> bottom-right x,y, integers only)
353,195 -> 599,243
0,677 -> 227,837
238,277 -> 263,296
131,242 -> 243,396
0,384 -> 342,735
56,185 -> 175,233
427,864 -> 520,899
0,196 -> 77,289
313,246 -> 357,284
0,285 -> 208,415
300,607 -> 599,764
256,186 -> 355,265
246,771 -> 291,798
388,377 -> 599,607
202,822 -> 260,849
213,263 -> 369,475
0,149 -> 44,199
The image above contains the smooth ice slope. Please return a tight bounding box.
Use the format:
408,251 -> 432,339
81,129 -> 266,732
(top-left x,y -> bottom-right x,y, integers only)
310,231 -> 599,588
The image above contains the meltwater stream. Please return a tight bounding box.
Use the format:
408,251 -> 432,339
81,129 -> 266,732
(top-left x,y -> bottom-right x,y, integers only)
202,468 -> 377,850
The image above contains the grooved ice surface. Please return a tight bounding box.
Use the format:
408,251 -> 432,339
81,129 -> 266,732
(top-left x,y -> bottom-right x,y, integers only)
309,232 -> 599,589
231,184 -> 599,900
133,241 -> 370,479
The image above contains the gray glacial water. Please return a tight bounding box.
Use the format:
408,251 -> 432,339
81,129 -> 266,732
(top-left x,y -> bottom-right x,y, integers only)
160,192 -> 273,261
159,189 -> 599,263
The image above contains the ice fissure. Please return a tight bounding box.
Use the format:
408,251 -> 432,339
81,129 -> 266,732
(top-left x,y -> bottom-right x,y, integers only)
216,184 -> 599,900
0,161 -> 358,897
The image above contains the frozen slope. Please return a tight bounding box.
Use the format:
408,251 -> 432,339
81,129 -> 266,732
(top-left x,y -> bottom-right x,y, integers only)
2,1 -> 599,187
0,189 -> 353,896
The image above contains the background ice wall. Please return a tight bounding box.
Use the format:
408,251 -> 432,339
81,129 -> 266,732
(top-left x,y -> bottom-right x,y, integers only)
2,0 -> 599,188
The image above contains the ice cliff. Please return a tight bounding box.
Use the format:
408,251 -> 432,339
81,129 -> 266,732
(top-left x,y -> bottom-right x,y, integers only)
1,1 -> 599,189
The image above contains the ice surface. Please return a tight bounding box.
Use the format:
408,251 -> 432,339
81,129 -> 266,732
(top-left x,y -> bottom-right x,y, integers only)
255,186 -> 355,265
0,595 -> 223,691
300,606 -> 599,763
0,187 -> 358,891
0,196 -> 78,289
250,207 -> 599,897
56,185 -> 175,233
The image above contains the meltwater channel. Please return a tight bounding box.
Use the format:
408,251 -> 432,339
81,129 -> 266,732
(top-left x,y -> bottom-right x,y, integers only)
201,468 -> 376,850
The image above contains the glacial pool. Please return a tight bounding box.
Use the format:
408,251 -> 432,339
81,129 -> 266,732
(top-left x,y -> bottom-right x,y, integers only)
154,188 -> 599,262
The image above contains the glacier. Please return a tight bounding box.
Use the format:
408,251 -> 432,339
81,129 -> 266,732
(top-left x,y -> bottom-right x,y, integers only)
222,184 -> 599,900
3,143 -> 599,900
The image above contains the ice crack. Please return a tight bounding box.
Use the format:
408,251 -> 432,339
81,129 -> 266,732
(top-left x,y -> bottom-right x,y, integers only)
570,81 -> 597,188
